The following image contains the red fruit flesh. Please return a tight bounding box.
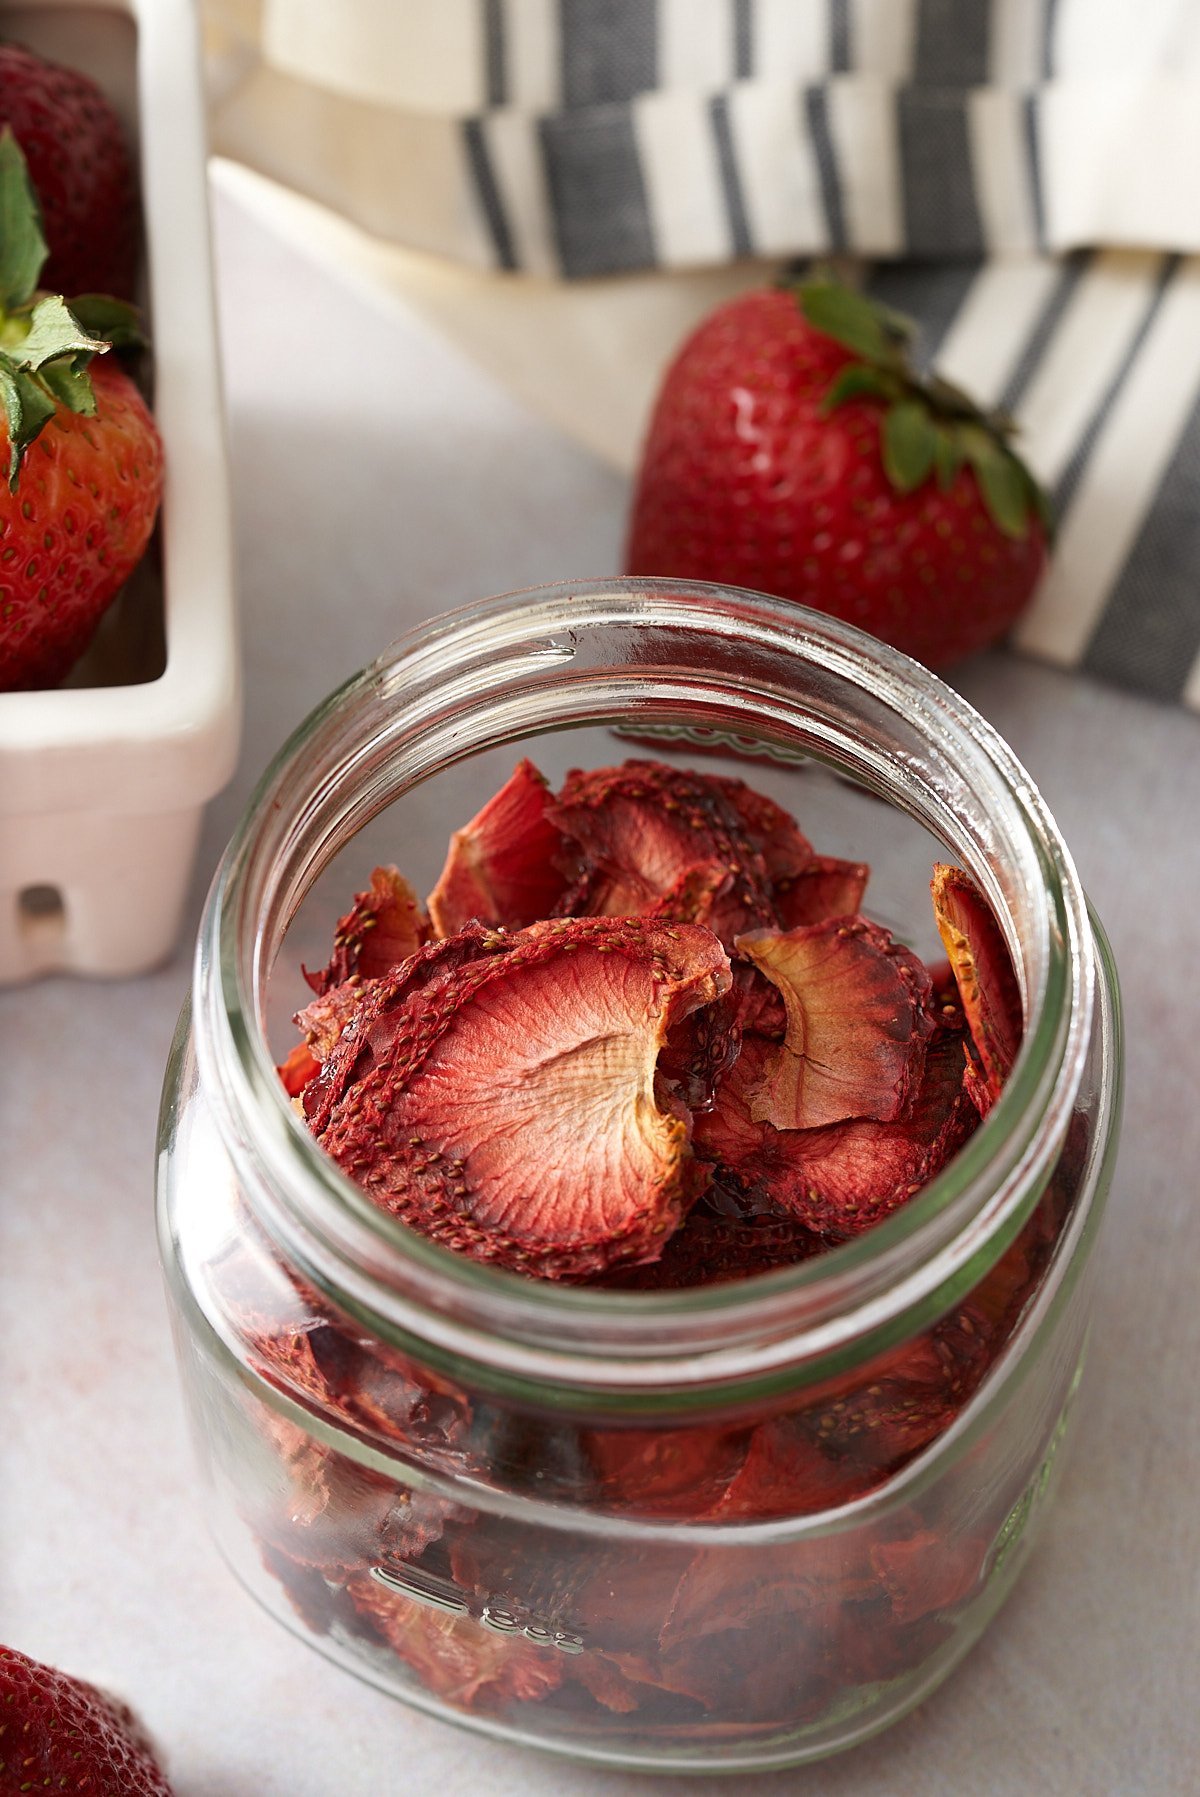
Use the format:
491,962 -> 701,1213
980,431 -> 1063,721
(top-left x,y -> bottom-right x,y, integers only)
0,1644 -> 173,1795
305,866 -> 426,995
693,1028 -> 978,1240
550,760 -> 776,946
310,918 -> 732,1278
931,864 -> 1024,1115
428,759 -> 576,937
625,287 -> 1046,669
0,358 -> 162,690
0,43 -> 138,297
735,916 -> 936,1130
773,853 -> 870,929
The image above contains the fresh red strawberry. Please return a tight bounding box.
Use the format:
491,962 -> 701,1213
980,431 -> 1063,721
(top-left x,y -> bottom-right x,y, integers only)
0,42 -> 137,298
626,279 -> 1050,669
0,129 -> 161,690
0,1643 -> 173,1795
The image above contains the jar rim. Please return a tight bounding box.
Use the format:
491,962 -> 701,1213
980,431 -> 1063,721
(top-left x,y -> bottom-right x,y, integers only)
195,579 -> 1096,1398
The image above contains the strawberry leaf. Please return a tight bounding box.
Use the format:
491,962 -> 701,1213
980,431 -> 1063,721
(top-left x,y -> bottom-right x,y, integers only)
37,356 -> 97,414
798,282 -> 896,364
0,356 -> 56,490
958,424 -> 1032,540
68,292 -> 145,350
822,362 -> 900,414
933,426 -> 964,490
0,127 -> 48,310
883,399 -> 938,494
8,294 -> 108,371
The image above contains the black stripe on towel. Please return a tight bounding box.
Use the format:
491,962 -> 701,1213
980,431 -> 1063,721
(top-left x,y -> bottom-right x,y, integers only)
483,0 -> 506,107
997,253 -> 1091,416
710,93 -> 754,257
734,0 -> 754,79
1053,256 -> 1179,522
896,90 -> 985,257
829,0 -> 853,74
912,0 -> 990,86
1085,360 -> 1200,695
1023,93 -> 1046,251
463,119 -> 517,269
866,260 -> 984,370
559,0 -> 657,107
804,85 -> 848,251
539,106 -> 656,275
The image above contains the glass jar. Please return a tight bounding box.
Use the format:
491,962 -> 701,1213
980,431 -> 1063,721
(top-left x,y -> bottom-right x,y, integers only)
157,580 -> 1121,1773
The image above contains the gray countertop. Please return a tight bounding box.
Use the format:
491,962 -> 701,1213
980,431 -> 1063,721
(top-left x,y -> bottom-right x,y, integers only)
2,180 -> 1197,1797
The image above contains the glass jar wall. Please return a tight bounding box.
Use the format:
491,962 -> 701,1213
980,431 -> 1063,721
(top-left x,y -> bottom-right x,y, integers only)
157,582 -> 1121,1772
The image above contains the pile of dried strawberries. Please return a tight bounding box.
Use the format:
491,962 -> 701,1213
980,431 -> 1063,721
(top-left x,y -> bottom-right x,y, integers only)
281,758 -> 1022,1282
231,759 -> 1077,1735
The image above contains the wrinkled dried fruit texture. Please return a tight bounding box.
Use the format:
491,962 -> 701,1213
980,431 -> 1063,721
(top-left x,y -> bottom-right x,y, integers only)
305,866 -> 427,995
308,917 -> 731,1278
773,853 -> 870,930
549,761 -> 780,946
220,1224 -> 475,1470
694,1028 -> 978,1241
278,1040 -> 321,1097
795,1297 -> 1000,1479
251,1412 -> 456,1580
736,917 -> 936,1130
347,1573 -> 565,1708
932,864 -> 1023,1116
584,1423 -> 751,1518
428,759 -> 578,936
602,1207 -> 819,1290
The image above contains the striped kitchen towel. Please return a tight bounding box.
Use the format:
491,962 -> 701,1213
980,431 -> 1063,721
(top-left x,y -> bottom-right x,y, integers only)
203,0 -> 1200,707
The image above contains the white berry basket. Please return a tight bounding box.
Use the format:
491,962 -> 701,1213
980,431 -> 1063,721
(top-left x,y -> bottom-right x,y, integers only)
0,0 -> 238,982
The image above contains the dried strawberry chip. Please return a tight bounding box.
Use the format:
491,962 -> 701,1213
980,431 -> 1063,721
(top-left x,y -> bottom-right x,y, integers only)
735,916 -> 936,1130
428,759 -> 577,937
796,1296 -> 999,1482
301,925 -> 508,1133
705,1415 -> 871,1519
310,917 -> 731,1278
304,866 -> 427,996
278,1040 -> 321,1096
931,864 -> 1023,1115
709,775 -> 813,882
601,1207 -> 820,1289
869,1526 -> 987,1624
694,1028 -> 978,1240
347,1571 -> 565,1707
773,854 -> 870,930
643,858 -> 732,927
584,1423 -> 750,1518
549,760 -> 776,946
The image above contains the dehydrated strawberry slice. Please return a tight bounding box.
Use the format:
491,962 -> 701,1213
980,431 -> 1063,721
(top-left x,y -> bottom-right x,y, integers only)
304,866 -> 427,995
693,1029 -> 978,1240
736,917 -> 936,1130
773,854 -> 870,930
311,918 -> 732,1278
347,1571 -> 565,1707
931,864 -> 1023,1115
584,1423 -> 749,1518
601,1208 -> 820,1289
278,1040 -> 321,1097
550,760 -> 776,946
709,775 -> 814,882
428,759 -> 577,937
643,859 -> 732,927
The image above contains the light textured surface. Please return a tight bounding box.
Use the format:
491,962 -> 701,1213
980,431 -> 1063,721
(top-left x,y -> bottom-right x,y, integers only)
2,182 -> 1198,1797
